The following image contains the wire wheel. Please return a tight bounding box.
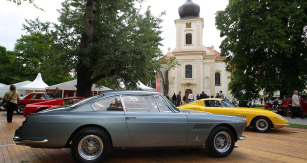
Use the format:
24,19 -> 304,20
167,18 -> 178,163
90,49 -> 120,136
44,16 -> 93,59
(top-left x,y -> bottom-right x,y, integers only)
78,135 -> 104,161
213,131 -> 231,153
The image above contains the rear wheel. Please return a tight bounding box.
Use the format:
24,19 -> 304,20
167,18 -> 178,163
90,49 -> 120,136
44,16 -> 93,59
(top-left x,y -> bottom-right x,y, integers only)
205,126 -> 235,157
71,127 -> 110,163
17,105 -> 25,114
252,117 -> 272,133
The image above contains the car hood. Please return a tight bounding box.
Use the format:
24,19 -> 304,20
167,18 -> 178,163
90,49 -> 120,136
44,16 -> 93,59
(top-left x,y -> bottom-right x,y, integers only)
237,107 -> 276,114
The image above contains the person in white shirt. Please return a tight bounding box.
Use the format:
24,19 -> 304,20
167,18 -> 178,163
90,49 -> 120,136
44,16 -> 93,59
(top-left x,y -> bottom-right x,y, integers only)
188,91 -> 194,102
291,90 -> 304,119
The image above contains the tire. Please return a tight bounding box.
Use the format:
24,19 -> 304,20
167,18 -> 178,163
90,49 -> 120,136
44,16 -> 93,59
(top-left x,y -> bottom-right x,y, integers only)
284,107 -> 291,117
71,127 -> 110,163
17,105 -> 25,114
205,126 -> 235,158
252,117 -> 272,133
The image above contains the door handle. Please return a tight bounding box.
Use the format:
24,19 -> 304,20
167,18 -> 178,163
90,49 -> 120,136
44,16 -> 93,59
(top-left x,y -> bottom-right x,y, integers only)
126,117 -> 136,120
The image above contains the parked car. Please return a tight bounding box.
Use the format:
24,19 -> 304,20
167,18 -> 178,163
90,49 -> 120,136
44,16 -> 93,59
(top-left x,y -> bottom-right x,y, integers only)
23,97 -> 86,117
14,91 -> 247,162
17,92 -> 56,114
178,98 -> 289,133
264,95 -> 307,116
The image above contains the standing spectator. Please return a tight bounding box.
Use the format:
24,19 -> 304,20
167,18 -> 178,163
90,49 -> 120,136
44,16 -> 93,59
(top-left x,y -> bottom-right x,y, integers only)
196,94 -> 200,100
3,85 -> 20,123
183,95 -> 186,104
211,95 -> 214,98
200,91 -> 207,99
188,91 -> 194,102
54,87 -> 62,98
172,93 -> 177,105
292,90 -> 304,119
260,98 -> 263,104
219,91 -> 224,99
215,93 -> 220,98
176,91 -> 181,106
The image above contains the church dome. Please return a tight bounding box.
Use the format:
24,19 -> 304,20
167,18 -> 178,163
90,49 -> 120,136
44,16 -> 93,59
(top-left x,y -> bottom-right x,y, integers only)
178,0 -> 200,19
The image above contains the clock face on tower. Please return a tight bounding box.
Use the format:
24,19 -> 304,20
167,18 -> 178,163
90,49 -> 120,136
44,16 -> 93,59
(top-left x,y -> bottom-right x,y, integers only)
186,22 -> 191,28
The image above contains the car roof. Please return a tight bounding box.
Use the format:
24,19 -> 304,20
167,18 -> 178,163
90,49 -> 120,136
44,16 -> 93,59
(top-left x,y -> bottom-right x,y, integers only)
100,90 -> 161,96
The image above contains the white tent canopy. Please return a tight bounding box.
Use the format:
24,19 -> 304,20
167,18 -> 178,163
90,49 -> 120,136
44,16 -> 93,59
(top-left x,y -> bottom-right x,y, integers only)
47,79 -> 112,91
120,81 -> 155,92
0,81 -> 31,97
0,83 -> 7,88
20,73 -> 49,90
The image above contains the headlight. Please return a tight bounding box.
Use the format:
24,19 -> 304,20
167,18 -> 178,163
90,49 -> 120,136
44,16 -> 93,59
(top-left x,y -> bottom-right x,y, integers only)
276,114 -> 284,119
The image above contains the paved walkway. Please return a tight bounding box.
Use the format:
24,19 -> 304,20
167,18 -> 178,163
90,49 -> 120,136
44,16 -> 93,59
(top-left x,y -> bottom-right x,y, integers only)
286,117 -> 307,125
1,112 -> 307,163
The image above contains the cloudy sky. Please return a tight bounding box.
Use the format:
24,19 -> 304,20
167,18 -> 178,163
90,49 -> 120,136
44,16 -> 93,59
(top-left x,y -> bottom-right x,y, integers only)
0,0 -> 229,55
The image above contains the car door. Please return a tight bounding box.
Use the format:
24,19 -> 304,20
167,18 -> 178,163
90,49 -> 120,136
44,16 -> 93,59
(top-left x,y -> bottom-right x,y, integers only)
204,100 -> 234,115
299,95 -> 307,114
124,95 -> 188,145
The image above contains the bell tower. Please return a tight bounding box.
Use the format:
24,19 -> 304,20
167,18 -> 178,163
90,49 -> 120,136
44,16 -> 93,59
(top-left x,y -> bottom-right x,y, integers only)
174,0 -> 204,52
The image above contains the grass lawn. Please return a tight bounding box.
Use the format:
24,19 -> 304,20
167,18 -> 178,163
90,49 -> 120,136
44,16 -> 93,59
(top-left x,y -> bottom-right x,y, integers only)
289,124 -> 307,129
253,107 -> 264,109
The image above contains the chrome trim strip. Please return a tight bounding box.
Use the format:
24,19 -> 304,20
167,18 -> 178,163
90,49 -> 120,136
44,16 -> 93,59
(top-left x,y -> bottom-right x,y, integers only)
274,123 -> 290,126
13,136 -> 48,144
238,136 -> 246,140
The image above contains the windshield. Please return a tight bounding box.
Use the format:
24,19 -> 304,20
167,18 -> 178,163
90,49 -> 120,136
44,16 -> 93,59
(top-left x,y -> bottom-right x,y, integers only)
161,95 -> 180,112
46,94 -> 56,99
221,100 -> 235,107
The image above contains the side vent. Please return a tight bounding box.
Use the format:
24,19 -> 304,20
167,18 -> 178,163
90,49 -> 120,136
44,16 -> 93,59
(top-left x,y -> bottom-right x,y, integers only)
193,124 -> 213,130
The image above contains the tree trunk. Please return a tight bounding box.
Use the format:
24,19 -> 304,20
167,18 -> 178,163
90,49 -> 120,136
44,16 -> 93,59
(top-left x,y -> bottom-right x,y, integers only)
76,0 -> 97,97
163,70 -> 169,97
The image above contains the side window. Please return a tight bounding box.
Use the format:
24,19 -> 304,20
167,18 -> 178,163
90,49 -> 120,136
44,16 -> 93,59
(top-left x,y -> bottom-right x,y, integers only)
123,95 -> 158,112
63,99 -> 73,106
154,96 -> 172,112
204,100 -> 222,107
92,96 -> 123,111
30,94 -> 45,99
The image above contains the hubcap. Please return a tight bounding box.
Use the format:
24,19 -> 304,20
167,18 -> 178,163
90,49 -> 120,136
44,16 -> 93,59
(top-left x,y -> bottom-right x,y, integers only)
214,131 -> 231,153
256,119 -> 268,131
78,135 -> 103,161
18,106 -> 25,114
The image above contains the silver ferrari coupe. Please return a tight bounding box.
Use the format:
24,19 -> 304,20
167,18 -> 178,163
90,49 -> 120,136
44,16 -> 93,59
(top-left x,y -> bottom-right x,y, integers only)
14,91 -> 247,163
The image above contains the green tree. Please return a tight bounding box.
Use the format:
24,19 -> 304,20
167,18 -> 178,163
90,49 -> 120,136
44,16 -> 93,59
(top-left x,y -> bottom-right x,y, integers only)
7,0 -> 43,10
0,45 -> 32,84
156,57 -> 180,97
52,0 -> 163,97
14,19 -> 74,85
216,0 -> 307,100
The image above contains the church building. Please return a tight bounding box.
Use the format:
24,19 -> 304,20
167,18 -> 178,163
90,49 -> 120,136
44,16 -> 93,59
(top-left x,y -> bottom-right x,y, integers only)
160,0 -> 231,102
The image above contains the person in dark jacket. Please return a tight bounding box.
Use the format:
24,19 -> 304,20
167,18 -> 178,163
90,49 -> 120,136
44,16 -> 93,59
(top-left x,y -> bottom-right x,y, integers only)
200,91 -> 207,99
176,91 -> 181,106
172,93 -> 177,105
196,94 -> 200,100
183,96 -> 186,104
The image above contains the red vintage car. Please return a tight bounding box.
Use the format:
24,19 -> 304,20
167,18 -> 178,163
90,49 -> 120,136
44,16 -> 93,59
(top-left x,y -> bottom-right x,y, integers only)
17,92 -> 57,114
23,97 -> 86,117
264,95 -> 307,116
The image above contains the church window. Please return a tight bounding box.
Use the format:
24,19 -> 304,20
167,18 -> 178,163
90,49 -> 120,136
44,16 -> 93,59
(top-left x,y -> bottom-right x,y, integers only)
215,72 -> 221,86
185,65 -> 192,78
186,33 -> 192,45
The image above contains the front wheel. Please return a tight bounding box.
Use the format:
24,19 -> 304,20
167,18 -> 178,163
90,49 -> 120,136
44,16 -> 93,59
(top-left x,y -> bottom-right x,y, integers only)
252,117 -> 272,133
17,105 -> 25,114
205,126 -> 235,157
71,127 -> 110,163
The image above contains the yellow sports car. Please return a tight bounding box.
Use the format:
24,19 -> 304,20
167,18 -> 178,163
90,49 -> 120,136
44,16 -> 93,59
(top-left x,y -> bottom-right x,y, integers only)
178,98 -> 289,133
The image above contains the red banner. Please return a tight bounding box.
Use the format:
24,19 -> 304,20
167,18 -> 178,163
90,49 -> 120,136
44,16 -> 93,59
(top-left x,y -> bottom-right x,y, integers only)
156,78 -> 161,93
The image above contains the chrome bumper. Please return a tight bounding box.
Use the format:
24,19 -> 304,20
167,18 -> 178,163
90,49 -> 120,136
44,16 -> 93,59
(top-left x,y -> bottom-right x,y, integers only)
274,123 -> 290,126
13,136 -> 48,145
238,135 -> 246,140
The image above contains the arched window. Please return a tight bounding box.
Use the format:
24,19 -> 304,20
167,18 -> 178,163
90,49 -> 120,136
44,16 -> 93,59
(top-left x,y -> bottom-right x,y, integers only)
215,72 -> 221,86
186,33 -> 192,45
185,65 -> 192,78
